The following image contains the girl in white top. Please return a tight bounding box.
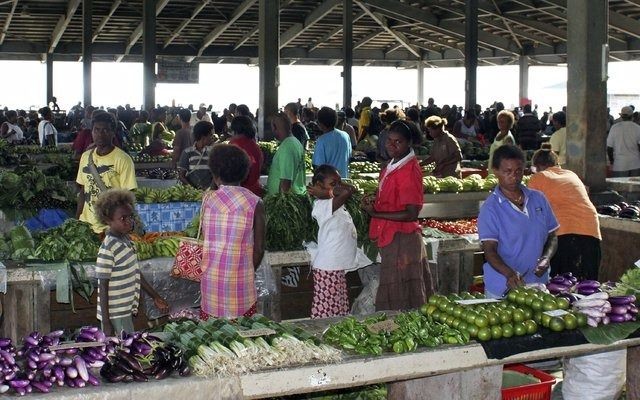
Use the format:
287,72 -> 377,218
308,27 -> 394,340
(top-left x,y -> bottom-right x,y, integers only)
488,110 -> 516,169
307,165 -> 358,319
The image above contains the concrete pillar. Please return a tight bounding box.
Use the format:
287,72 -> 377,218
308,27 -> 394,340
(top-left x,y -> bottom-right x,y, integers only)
464,0 -> 478,111
45,53 -> 53,106
142,0 -> 156,111
518,55 -> 529,106
82,0 -> 92,106
258,0 -> 279,140
566,0 -> 608,191
342,0 -> 353,108
417,62 -> 424,107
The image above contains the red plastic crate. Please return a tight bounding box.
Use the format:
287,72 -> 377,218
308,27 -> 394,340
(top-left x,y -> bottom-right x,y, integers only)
502,364 -> 556,400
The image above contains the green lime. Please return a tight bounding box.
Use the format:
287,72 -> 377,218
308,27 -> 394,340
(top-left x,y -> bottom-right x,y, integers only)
563,314 -> 578,330
524,319 -> 538,335
513,322 -> 527,336
477,327 -> 492,342
502,323 -> 514,338
490,325 -> 503,340
549,317 -> 565,332
474,315 -> 489,328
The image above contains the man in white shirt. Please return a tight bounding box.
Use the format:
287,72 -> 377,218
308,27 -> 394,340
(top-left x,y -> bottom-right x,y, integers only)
189,103 -> 212,127
607,106 -> 640,177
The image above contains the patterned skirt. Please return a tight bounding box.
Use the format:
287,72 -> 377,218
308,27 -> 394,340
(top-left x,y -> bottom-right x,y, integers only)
311,269 -> 350,319
199,303 -> 256,321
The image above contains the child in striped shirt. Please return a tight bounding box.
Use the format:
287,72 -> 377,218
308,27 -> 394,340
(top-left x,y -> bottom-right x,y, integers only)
94,189 -> 169,335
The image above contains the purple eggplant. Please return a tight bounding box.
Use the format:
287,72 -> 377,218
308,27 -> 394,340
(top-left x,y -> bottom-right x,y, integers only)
575,280 -> 601,290
46,330 -> 64,338
65,377 -> 76,388
0,350 -> 15,365
53,366 -> 65,381
23,336 -> 39,347
74,377 -> 86,388
78,332 -> 97,342
27,359 -> 37,370
608,313 -> 626,323
577,287 -> 601,296
609,295 -> 636,305
87,372 -> 100,386
82,326 -> 99,334
610,305 -> 630,315
4,370 -> 16,381
15,387 -> 26,396
8,379 -> 30,389
0,339 -> 12,348
630,304 -> 639,314
38,352 -> 56,362
31,381 -> 50,393
547,282 -> 571,294
59,357 -> 73,367
75,356 -> 89,382
66,366 -> 78,379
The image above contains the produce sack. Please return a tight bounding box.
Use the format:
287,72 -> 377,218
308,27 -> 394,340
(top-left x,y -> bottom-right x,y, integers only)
170,237 -> 203,281
562,349 -> 626,400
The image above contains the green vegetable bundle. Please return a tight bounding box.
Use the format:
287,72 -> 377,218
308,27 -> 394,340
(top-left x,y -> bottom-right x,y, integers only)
164,315 -> 341,377
27,219 -> 100,262
344,194 -> 377,261
264,192 -> 316,251
323,311 -> 470,356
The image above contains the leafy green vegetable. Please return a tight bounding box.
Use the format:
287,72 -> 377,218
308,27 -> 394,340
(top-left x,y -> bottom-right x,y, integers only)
612,267 -> 640,296
264,192 -> 316,251
9,225 -> 35,252
580,321 -> 640,345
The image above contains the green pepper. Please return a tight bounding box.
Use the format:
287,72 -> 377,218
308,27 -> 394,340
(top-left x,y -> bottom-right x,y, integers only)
404,337 -> 416,352
392,341 -> 405,354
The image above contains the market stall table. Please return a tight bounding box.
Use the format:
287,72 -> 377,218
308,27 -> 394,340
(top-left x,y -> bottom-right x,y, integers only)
598,215 -> 640,283
12,333 -> 640,399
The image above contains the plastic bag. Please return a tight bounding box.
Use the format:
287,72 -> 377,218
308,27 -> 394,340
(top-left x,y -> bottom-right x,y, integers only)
351,263 -> 380,315
255,257 -> 278,299
562,349 -> 627,400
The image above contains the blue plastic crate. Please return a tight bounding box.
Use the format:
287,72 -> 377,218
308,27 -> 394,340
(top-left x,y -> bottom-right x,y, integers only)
136,202 -> 200,232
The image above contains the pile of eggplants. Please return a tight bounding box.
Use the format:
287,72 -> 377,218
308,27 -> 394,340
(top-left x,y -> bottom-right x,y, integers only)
607,295 -> 638,323
100,331 -> 189,383
1,327 -> 105,396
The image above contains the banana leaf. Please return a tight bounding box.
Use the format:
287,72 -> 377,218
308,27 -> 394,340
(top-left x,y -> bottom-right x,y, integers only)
580,321 -> 640,345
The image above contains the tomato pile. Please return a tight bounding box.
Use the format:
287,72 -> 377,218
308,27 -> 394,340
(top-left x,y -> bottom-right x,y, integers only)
421,218 -> 478,235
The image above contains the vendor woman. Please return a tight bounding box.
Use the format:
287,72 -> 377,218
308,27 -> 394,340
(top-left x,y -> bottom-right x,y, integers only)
478,145 -> 559,298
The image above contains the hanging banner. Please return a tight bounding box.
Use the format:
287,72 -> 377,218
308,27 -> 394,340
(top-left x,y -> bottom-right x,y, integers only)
157,61 -> 199,84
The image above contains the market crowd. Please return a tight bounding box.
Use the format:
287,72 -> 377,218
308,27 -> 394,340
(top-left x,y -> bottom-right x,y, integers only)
1,96 -> 639,322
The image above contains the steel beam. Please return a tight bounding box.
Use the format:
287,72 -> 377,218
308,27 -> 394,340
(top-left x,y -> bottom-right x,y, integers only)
46,53 -> 53,106
232,0 -> 295,51
92,0 -> 121,42
343,0 -> 353,108
566,0 -> 608,191
353,29 -> 383,49
280,0 -> 341,48
355,1 -> 421,58
0,0 -> 17,45
83,0 -> 92,106
192,0 -> 257,60
49,0 -> 81,53
308,11 -> 365,51
363,0 -> 519,55
518,55 -> 528,105
142,0 -> 156,110
258,0 -> 279,140
163,0 -> 211,48
465,0 -> 478,110
117,0 -> 170,63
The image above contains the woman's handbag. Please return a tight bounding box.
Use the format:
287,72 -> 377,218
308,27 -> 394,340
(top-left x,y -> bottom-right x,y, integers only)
171,210 -> 204,281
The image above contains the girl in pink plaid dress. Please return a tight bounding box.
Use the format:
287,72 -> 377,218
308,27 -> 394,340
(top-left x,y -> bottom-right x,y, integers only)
200,144 -> 266,319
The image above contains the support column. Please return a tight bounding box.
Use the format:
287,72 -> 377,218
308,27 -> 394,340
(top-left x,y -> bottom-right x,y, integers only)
417,61 -> 424,106
258,0 -> 279,140
342,0 -> 353,108
518,55 -> 529,106
45,54 -> 53,106
464,0 -> 478,111
566,0 -> 608,191
142,0 -> 156,111
82,0 -> 92,106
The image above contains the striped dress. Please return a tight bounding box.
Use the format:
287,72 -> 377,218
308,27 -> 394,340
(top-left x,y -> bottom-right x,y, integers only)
200,186 -> 260,318
95,233 -> 141,320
